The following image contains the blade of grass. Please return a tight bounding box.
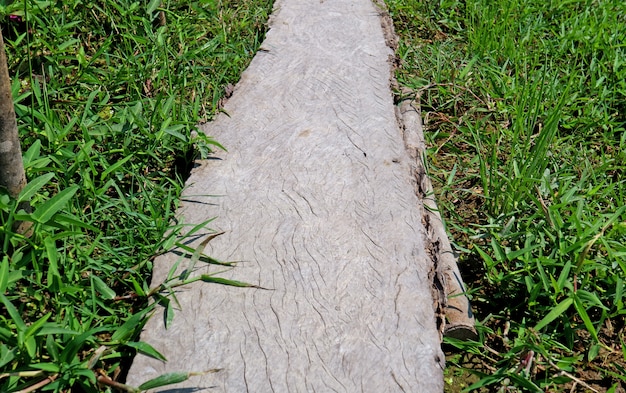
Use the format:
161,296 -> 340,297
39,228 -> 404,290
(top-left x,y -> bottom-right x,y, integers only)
534,297 -> 573,332
31,185 -> 79,224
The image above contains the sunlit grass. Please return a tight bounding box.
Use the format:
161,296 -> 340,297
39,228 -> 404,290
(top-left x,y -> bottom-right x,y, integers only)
0,0 -> 272,391
387,0 -> 626,391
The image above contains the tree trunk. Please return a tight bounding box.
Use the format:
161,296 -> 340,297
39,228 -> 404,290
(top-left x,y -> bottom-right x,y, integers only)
0,27 -> 32,235
0,28 -> 27,199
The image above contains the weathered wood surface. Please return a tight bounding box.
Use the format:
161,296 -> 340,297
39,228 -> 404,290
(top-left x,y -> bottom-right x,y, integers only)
398,97 -> 477,341
127,0 -> 450,391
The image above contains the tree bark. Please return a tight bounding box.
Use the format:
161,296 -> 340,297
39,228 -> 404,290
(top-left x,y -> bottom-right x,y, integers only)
0,27 -> 27,199
0,27 -> 32,236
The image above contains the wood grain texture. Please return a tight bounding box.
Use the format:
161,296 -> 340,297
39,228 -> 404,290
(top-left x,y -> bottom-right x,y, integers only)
126,0 -> 445,391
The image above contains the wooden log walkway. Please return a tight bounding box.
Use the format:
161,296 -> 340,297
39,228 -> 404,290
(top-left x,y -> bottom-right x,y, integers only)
127,0 -> 475,391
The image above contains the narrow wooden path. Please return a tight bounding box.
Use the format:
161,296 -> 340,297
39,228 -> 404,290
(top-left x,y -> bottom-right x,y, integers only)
127,0 -> 474,391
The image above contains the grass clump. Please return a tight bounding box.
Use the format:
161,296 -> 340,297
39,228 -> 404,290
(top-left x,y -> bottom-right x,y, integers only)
387,0 -> 625,391
0,0 -> 272,391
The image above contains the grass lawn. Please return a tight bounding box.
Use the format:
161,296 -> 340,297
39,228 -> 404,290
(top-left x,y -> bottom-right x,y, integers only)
0,0 -> 272,391
387,0 -> 626,391
2,0 -> 625,392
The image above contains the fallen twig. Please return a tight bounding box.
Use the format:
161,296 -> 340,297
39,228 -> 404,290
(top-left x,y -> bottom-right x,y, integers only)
547,358 -> 599,393
15,374 -> 57,393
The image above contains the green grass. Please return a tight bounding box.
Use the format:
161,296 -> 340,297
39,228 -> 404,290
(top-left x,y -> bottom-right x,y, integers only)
0,0 -> 272,391
3,0 -> 625,391
387,0 -> 626,391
